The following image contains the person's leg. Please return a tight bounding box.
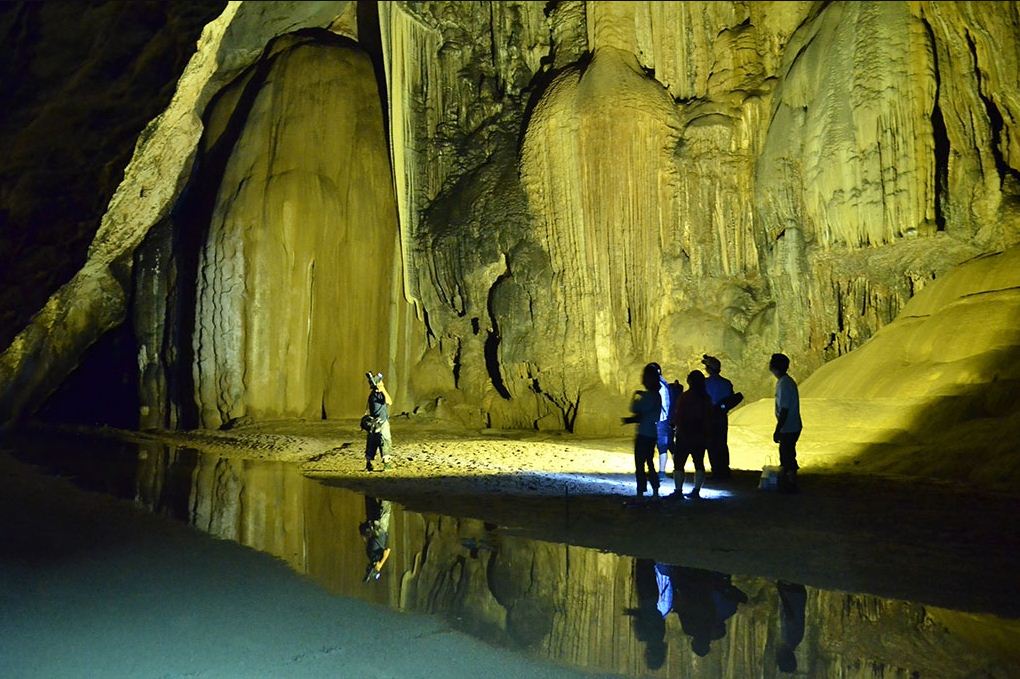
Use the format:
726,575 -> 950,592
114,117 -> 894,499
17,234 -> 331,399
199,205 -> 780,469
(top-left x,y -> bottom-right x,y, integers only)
656,421 -> 670,479
719,420 -> 731,477
634,437 -> 647,495
707,415 -> 729,478
670,440 -> 688,496
689,445 -> 706,497
644,437 -> 660,496
365,432 -> 379,470
379,420 -> 392,468
778,431 -> 800,491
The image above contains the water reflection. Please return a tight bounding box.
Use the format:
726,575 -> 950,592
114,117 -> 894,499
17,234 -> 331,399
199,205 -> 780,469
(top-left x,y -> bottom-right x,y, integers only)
360,496 -> 392,583
120,444 -> 1020,677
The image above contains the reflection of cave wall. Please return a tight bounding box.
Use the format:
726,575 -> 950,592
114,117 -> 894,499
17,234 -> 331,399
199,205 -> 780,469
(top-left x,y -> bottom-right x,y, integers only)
134,446 -> 1019,678
135,31 -> 410,428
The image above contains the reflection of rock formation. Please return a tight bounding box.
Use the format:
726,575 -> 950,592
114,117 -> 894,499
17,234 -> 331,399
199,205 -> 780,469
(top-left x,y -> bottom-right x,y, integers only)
3,2 -> 1020,452
134,446 -> 1020,678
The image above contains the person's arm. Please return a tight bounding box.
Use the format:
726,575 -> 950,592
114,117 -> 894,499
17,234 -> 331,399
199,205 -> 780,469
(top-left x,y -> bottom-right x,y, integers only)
774,379 -> 789,442
774,408 -> 789,442
379,381 -> 393,406
374,547 -> 391,572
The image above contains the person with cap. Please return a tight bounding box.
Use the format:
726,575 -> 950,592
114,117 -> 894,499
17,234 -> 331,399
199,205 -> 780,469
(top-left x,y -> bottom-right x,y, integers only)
702,354 -> 734,480
769,353 -> 802,493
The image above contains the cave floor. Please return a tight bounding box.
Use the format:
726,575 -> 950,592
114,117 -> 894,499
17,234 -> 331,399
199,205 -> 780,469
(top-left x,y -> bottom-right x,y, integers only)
4,422 -> 1020,677
18,418 -> 1020,620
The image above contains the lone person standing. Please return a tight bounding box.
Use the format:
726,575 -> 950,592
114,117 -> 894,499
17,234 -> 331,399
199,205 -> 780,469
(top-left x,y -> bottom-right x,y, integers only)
365,372 -> 393,472
702,355 -> 733,480
769,353 -> 802,493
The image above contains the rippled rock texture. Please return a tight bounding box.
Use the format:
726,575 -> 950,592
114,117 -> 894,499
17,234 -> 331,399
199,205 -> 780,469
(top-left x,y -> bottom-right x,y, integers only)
3,2 -> 1020,458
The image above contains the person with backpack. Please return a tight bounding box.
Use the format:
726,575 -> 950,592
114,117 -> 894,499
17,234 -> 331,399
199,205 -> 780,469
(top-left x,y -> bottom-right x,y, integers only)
363,372 -> 393,472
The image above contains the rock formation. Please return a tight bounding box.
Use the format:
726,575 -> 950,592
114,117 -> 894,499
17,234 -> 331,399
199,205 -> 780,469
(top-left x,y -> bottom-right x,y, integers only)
2,2 -> 1019,479
731,245 -> 1020,487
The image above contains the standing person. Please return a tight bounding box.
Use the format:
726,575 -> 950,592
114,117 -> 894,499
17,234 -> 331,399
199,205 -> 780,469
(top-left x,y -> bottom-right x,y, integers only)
769,353 -> 802,493
622,363 -> 662,499
671,370 -> 712,498
650,363 -> 673,481
364,372 -> 393,472
702,355 -> 734,479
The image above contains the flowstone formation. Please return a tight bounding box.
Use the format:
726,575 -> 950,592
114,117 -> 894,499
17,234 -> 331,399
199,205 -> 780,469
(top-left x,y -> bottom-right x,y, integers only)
136,32 -> 410,428
2,2 -> 1020,470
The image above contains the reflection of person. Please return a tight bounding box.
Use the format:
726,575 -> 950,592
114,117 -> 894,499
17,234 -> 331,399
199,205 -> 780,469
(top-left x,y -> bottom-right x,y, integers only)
671,371 -> 712,499
649,363 -> 673,481
776,581 -> 807,673
769,353 -> 802,493
622,364 -> 662,498
670,566 -> 747,657
364,374 -> 393,472
625,559 -> 667,670
359,496 -> 392,581
702,355 -> 733,480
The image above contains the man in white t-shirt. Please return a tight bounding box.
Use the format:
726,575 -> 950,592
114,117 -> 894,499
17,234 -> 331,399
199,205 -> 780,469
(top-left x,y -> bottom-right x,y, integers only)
769,353 -> 802,492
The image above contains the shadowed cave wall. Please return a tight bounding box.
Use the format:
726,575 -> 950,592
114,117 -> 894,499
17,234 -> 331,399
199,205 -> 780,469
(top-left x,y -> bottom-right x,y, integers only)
2,2 -> 1020,467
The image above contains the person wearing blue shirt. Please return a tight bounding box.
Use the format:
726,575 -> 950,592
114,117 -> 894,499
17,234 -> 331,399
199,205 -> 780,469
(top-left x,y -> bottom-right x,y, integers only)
702,354 -> 734,479
622,363 -> 662,498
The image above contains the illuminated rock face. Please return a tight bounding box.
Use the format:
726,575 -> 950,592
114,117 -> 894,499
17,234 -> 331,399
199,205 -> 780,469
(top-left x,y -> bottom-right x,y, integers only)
731,246 -> 1020,486
385,0 -> 1020,432
188,36 -> 401,427
3,1 -> 1020,449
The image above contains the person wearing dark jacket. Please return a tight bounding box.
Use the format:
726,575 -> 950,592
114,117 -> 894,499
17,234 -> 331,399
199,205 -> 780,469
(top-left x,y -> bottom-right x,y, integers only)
670,370 -> 712,498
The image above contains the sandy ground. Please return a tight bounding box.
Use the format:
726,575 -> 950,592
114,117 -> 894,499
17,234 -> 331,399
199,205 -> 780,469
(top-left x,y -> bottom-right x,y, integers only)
0,449 -> 615,679
70,416 -> 1020,622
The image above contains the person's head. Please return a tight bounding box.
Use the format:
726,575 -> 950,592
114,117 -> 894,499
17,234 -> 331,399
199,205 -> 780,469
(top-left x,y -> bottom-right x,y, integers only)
645,641 -> 667,669
686,370 -> 706,392
769,353 -> 790,378
358,521 -> 370,539
777,645 -> 797,673
642,363 -> 661,391
701,354 -> 722,375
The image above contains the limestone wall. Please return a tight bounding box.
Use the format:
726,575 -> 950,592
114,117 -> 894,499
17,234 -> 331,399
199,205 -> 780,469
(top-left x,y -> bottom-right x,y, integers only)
3,1 -> 1020,451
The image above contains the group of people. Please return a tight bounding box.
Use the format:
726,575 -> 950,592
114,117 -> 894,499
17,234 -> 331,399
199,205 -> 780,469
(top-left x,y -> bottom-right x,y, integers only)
625,353 -> 802,499
629,560 -> 806,671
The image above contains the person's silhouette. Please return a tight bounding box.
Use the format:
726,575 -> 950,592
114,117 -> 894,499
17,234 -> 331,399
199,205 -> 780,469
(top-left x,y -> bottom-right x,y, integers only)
776,581 -> 807,673
625,559 -> 667,670
359,495 -> 392,582
671,566 -> 747,656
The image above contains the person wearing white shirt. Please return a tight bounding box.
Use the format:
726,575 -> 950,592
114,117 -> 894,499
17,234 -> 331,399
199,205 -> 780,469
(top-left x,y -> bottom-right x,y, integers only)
769,353 -> 802,493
